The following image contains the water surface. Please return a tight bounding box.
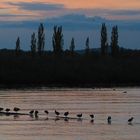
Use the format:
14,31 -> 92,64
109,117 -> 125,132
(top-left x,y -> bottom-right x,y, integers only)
0,88 -> 139,140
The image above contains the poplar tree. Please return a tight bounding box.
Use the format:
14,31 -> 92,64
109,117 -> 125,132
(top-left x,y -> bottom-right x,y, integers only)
31,32 -> 36,55
52,26 -> 64,55
69,37 -> 75,55
111,25 -> 119,57
38,23 -> 45,55
85,37 -> 90,54
15,37 -> 20,56
101,23 -> 108,56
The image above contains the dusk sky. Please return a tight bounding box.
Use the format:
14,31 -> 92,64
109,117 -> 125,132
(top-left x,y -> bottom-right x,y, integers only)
0,0 -> 140,50
1,0 -> 140,21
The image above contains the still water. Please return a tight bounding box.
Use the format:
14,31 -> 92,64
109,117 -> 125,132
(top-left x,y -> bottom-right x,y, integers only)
0,88 -> 139,140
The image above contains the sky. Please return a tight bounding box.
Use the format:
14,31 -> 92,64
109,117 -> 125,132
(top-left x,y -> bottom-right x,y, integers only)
0,0 -> 140,50
1,0 -> 140,21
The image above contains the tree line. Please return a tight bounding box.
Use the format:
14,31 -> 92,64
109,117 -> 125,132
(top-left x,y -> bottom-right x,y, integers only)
15,23 -> 119,57
2,22 -> 140,87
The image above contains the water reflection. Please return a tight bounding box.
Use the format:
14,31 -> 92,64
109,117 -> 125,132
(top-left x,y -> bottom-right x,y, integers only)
45,117 -> 49,121
64,117 -> 69,122
90,119 -> 94,124
0,88 -> 139,140
13,114 -> 19,119
55,117 -> 60,121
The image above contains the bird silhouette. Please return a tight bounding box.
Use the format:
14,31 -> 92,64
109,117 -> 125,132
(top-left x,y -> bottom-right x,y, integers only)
29,110 -> 34,115
128,117 -> 134,123
64,112 -> 69,117
107,116 -> 111,124
0,107 -> 3,112
44,110 -> 49,115
55,110 -> 60,116
90,114 -> 94,119
13,107 -> 20,113
35,110 -> 39,118
5,108 -> 10,112
77,113 -> 82,118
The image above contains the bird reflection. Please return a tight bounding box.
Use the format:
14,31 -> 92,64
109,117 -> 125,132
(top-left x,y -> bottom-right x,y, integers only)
64,117 -> 69,122
90,119 -> 94,124
45,117 -> 49,121
55,117 -> 60,121
14,114 -> 19,119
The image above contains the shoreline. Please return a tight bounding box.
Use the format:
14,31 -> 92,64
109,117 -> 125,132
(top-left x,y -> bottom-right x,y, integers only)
0,83 -> 140,90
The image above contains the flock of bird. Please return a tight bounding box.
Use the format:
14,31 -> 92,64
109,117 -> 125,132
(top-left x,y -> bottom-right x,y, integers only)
0,107 -> 134,124
0,107 -> 20,113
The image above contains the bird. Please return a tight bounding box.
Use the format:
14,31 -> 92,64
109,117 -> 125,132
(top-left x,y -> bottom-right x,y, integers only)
90,114 -> 94,120
77,113 -> 82,118
5,108 -> 10,112
35,110 -> 39,118
64,112 -> 69,117
55,110 -> 60,116
128,117 -> 134,123
13,107 -> 20,113
29,110 -> 34,115
44,110 -> 49,115
107,116 -> 111,124
0,107 -> 3,112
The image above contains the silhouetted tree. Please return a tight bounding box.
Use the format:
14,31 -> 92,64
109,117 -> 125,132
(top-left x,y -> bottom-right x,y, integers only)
38,23 -> 45,55
69,37 -> 75,55
85,37 -> 90,54
52,26 -> 64,55
101,23 -> 108,56
15,37 -> 20,56
30,32 -> 36,56
111,26 -> 119,57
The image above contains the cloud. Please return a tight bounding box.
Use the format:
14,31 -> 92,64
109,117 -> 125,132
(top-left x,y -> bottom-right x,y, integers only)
109,9 -> 140,16
6,2 -> 65,11
1,2 -> 140,21
72,8 -> 140,17
0,14 -> 140,31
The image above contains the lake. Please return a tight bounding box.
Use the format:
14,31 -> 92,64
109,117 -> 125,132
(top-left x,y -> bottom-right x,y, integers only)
0,88 -> 139,140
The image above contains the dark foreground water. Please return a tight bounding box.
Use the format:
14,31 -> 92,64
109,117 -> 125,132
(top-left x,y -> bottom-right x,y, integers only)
0,88 -> 139,140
